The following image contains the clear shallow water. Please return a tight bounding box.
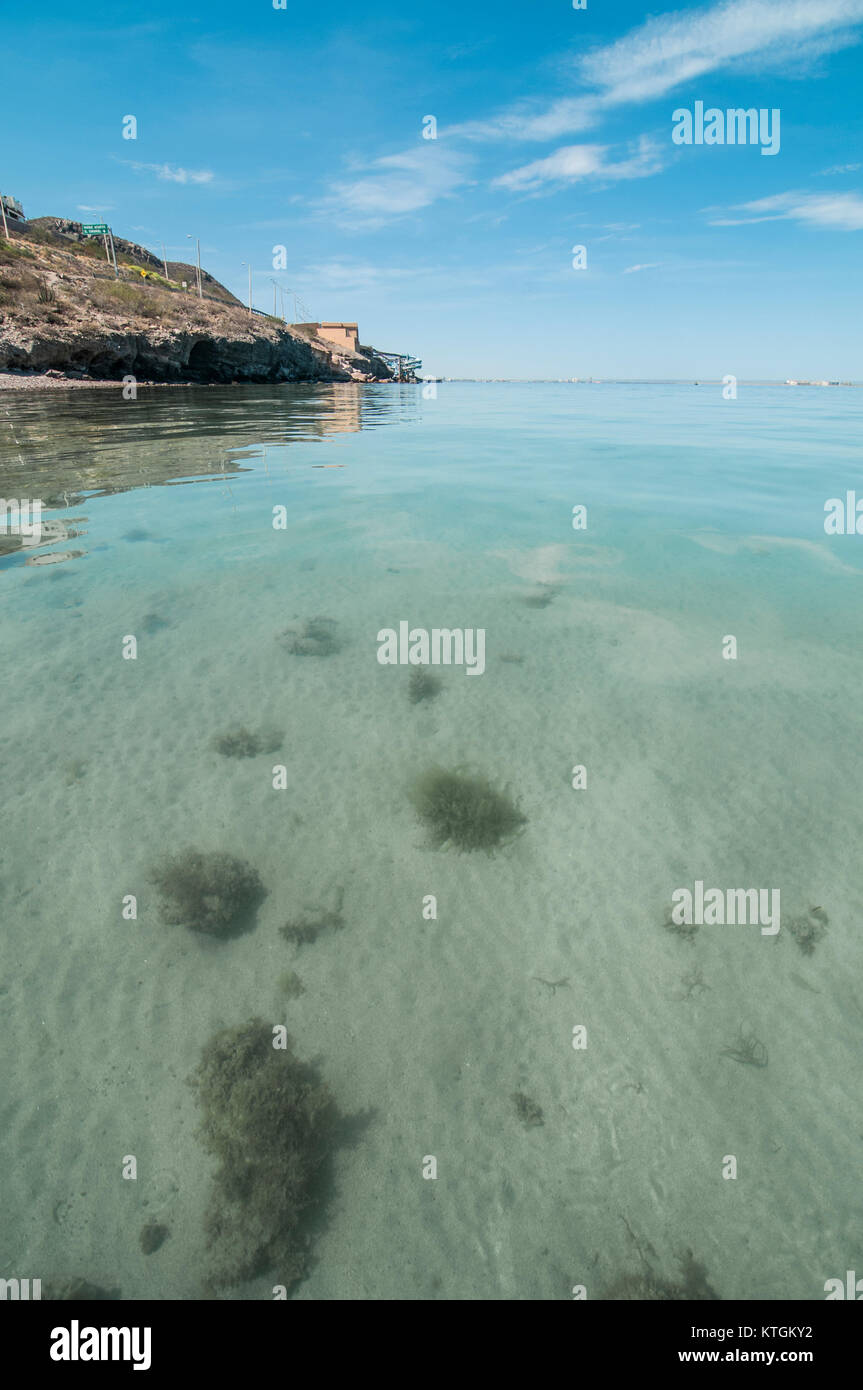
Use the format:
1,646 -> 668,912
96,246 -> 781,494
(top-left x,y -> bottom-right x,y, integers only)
1,382 -> 862,1300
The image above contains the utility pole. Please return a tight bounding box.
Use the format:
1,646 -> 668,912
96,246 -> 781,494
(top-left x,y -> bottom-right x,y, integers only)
242,262 -> 252,315
187,234 -> 202,298
270,279 -> 287,318
0,195 -> 9,240
160,242 -> 169,279
108,229 -> 119,278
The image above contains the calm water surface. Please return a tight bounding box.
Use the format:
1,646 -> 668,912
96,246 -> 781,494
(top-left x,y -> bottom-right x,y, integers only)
1,382 -> 861,1300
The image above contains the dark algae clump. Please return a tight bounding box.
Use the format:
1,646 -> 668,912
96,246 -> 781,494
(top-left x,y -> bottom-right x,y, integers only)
603,1250 -> 719,1301
190,1018 -> 337,1292
42,1278 -> 122,1300
281,616 -> 341,657
410,766 -> 527,851
663,905 -> 698,943
139,1220 -> 169,1255
150,848 -> 266,937
788,905 -> 828,956
720,1024 -> 768,1068
210,725 -> 282,759
521,583 -> 559,609
408,664 -> 442,704
512,1091 -> 544,1127
280,888 -> 346,948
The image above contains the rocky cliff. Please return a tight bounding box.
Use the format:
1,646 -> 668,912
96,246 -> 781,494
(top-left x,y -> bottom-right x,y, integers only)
0,220 -> 398,385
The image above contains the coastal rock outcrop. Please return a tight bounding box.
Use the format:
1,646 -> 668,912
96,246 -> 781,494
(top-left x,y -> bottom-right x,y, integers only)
0,323 -> 387,384
0,220 -> 407,385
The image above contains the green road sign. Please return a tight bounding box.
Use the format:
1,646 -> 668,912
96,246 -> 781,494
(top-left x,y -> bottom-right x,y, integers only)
82,224 -> 109,235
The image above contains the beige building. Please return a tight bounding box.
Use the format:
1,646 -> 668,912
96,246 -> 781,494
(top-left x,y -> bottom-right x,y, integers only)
292,321 -> 360,353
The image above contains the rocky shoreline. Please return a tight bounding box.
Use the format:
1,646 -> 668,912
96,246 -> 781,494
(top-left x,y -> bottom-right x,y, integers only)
0,220 -> 410,387
0,324 -> 395,387
0,370 -> 234,390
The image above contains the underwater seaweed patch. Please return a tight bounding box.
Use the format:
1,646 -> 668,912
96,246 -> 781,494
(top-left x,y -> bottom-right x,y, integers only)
150,848 -> 266,938
788,905 -> 828,956
210,725 -> 283,759
280,888 -> 345,948
139,1221 -> 170,1255
189,1017 -> 338,1292
673,964 -> 710,1001
602,1239 -> 719,1301
663,905 -> 699,943
512,1091 -> 544,1127
42,1278 -> 122,1300
408,664 -> 443,704
410,766 -> 527,852
720,1024 -> 768,1068
280,616 -> 341,657
521,584 -> 559,609
141,612 -> 169,633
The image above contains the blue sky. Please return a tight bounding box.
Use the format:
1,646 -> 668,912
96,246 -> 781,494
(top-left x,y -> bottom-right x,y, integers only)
3,0 -> 862,377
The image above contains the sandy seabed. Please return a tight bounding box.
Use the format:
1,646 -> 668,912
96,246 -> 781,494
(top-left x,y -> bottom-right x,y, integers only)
2,383 -> 862,1300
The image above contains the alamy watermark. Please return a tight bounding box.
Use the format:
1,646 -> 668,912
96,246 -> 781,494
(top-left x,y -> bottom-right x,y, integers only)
50,1322 -> 151,1371
670,880 -> 780,936
672,102 -> 780,156
0,496 -> 43,546
377,622 -> 485,675
824,491 -> 863,533
0,1277 -> 41,1299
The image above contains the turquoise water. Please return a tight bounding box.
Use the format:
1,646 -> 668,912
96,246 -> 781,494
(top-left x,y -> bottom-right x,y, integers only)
1,381 -> 861,1300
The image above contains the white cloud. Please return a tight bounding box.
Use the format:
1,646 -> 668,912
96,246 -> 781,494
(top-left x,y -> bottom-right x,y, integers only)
494,137 -> 665,193
77,204 -> 113,212
450,97 -> 599,143
623,263 -> 662,273
708,189 -> 863,229
580,0 -> 863,107
125,161 -> 214,185
451,0 -> 863,145
324,147 -> 471,226
304,261 -> 421,290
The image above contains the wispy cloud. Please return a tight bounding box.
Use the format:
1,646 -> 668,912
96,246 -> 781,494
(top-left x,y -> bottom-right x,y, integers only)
494,137 -> 664,193
77,203 -> 113,212
707,189 -> 863,229
304,261 -> 422,290
819,162 -> 862,174
323,147 -> 472,227
122,160 -> 214,185
449,0 -> 863,145
450,97 -> 599,143
581,0 -> 863,106
623,263 -> 662,273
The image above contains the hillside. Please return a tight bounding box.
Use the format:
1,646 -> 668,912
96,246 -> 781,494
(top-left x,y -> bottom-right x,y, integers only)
0,219 -> 397,385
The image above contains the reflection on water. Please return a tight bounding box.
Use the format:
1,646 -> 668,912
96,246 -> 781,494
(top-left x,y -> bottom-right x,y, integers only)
0,382 -> 422,572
